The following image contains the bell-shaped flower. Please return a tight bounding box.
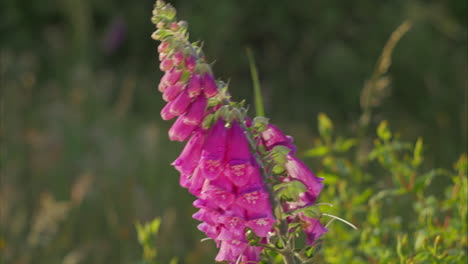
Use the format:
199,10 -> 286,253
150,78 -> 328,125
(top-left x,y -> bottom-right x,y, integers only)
201,179 -> 235,210
169,89 -> 192,116
246,217 -> 275,237
217,215 -> 246,241
261,124 -> 295,152
202,73 -> 218,98
192,207 -> 221,226
236,188 -> 271,215
241,246 -> 262,264
197,222 -> 220,240
172,130 -> 205,176
215,240 -> 247,263
188,167 -> 206,196
299,213 -> 327,245
284,154 -> 324,199
200,119 -> 227,180
183,94 -> 207,126
168,115 -> 196,142
224,121 -> 256,187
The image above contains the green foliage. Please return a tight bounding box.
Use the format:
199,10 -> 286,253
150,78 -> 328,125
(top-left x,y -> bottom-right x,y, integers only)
309,115 -> 467,263
136,218 -> 178,264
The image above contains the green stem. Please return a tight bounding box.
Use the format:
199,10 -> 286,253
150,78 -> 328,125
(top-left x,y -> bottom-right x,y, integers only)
246,48 -> 265,117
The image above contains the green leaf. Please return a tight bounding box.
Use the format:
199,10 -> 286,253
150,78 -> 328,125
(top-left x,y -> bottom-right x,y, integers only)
246,48 -> 265,117
318,113 -> 333,139
274,180 -> 307,201
413,137 -> 424,167
377,120 -> 391,141
305,145 -> 329,157
334,138 -> 357,153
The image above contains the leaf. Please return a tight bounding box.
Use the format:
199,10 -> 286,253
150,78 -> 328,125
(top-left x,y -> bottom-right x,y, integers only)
304,145 -> 329,157
334,138 -> 357,153
274,180 -> 307,201
377,121 -> 391,141
413,137 -> 424,167
318,113 -> 333,139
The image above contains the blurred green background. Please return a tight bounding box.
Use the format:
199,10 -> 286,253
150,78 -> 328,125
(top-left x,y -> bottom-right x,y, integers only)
1,0 -> 466,263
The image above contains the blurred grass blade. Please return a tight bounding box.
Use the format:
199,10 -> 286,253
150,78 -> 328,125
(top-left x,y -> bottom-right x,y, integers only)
246,47 -> 265,117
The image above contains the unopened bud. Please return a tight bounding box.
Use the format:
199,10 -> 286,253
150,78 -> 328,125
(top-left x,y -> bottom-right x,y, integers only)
170,22 -> 179,31
158,41 -> 170,53
173,51 -> 184,66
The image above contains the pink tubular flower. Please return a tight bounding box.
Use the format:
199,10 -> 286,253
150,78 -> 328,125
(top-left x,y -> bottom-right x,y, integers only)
158,41 -> 169,53
261,124 -> 296,153
185,55 -> 196,72
169,89 -> 192,116
160,100 -> 176,120
202,73 -> 218,98
224,121 -> 256,186
284,154 -> 324,199
299,213 -> 328,245
165,67 -> 183,85
183,94 -> 207,126
172,130 -> 205,176
187,74 -> 202,98
151,3 -> 330,261
173,50 -> 184,66
200,119 -> 227,180
168,115 -> 196,142
160,57 -> 173,71
162,82 -> 184,102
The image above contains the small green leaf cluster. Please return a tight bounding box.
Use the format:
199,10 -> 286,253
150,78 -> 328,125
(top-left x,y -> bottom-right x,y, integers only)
136,218 -> 178,264
306,114 -> 467,263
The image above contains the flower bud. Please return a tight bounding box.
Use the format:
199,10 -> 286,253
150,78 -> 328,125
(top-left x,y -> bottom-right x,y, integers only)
173,50 -> 184,66
169,89 -> 192,116
184,55 -> 196,73
159,52 -> 167,61
187,74 -> 201,98
160,100 -> 176,120
158,41 -> 170,53
169,115 -> 197,141
162,82 -> 184,102
183,94 -> 207,126
165,67 -> 183,85
158,73 -> 169,92
170,22 -> 179,31
202,73 -> 218,98
160,57 -> 173,72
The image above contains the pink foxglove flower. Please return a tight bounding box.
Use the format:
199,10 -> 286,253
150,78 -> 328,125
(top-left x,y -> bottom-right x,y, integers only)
162,81 -> 184,102
151,2 -> 329,262
169,89 -> 192,116
185,55 -> 196,72
200,119 -> 228,180
183,94 -> 207,126
187,74 -> 202,98
202,73 -> 219,98
168,115 -> 196,142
